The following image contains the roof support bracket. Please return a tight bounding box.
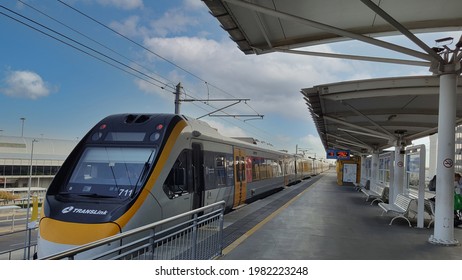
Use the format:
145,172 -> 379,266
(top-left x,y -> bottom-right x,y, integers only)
360,0 -> 443,64
340,100 -> 395,138
324,115 -> 395,141
274,48 -> 430,67
222,0 -> 436,62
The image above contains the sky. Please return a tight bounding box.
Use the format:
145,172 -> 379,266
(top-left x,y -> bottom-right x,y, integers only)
0,0 -> 460,159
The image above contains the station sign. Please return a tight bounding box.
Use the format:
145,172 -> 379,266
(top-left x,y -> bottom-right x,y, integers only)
326,149 -> 350,160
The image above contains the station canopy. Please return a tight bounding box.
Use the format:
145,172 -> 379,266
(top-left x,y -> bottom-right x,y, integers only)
302,76 -> 462,154
204,0 -> 462,154
203,0 -> 461,60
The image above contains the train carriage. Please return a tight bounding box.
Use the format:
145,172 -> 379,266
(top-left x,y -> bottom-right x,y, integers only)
37,113 -> 320,258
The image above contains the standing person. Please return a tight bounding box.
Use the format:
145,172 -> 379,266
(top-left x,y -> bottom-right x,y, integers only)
455,173 -> 462,194
454,173 -> 462,226
428,174 -> 462,226
428,175 -> 436,192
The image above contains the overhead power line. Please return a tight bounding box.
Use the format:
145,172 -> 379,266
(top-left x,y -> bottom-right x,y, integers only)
2,1 -> 277,146
16,0 -> 177,91
56,0 -> 263,116
56,0 -> 207,84
0,4 -> 175,92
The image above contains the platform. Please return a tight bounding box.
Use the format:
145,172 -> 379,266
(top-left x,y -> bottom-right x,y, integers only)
221,170 -> 462,260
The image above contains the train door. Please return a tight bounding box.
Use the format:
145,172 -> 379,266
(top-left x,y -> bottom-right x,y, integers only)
192,143 -> 204,209
233,148 -> 247,208
159,149 -> 193,227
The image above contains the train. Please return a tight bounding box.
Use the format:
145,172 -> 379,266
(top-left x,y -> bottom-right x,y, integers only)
37,113 -> 328,258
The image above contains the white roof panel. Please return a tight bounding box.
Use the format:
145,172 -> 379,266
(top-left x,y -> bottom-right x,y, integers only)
204,0 -> 462,56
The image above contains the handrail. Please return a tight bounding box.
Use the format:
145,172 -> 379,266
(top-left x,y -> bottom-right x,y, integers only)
41,200 -> 226,260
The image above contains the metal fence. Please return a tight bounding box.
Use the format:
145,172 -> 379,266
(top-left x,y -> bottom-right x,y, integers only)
41,201 -> 225,260
0,228 -> 38,260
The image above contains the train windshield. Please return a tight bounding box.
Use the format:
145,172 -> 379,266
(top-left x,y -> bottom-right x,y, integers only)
62,147 -> 156,199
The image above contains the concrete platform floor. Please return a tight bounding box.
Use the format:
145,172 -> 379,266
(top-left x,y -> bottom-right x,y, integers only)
220,170 -> 462,260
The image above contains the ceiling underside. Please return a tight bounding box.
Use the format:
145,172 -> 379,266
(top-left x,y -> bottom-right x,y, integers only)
301,75 -> 462,154
203,0 -> 462,59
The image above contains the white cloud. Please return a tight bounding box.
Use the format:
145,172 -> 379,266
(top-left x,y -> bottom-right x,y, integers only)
1,70 -> 55,99
109,16 -> 148,38
108,3 -> 372,126
203,119 -> 247,138
183,0 -> 206,10
298,134 -> 327,159
110,4 -> 201,38
149,9 -> 199,37
97,0 -> 143,10
141,36 -> 356,121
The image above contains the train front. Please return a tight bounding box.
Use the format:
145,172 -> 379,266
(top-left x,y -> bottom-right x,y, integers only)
37,114 -> 186,259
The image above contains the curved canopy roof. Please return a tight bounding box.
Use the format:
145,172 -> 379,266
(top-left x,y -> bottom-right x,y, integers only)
204,0 -> 462,67
301,75 -> 462,154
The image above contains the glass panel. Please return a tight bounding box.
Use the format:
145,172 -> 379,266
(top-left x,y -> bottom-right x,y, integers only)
64,147 -> 156,199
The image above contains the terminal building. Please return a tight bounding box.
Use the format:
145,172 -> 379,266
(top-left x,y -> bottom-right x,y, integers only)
456,125 -> 462,174
0,136 -> 77,198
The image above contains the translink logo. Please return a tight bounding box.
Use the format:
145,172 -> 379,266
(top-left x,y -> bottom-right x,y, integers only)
61,206 -> 108,215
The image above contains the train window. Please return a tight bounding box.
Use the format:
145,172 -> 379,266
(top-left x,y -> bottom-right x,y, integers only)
252,157 -> 260,181
64,147 -> 156,199
202,152 -> 234,190
235,156 -> 246,182
226,155 -> 234,186
215,155 -> 226,186
278,160 -> 283,177
204,152 -> 216,190
250,157 -> 283,181
163,168 -> 187,199
245,157 -> 252,183
163,150 -> 192,199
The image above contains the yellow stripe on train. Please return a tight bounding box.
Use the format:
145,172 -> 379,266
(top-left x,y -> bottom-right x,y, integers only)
39,218 -> 120,245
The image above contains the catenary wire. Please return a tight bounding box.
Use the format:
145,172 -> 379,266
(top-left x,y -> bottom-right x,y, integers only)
0,5 -> 175,93
17,0 -> 177,91
3,2 -> 258,128
56,0 -> 262,115
4,1 -> 279,147
16,0 -> 263,122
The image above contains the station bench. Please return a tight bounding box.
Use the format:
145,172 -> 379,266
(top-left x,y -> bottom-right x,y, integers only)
361,182 -> 386,205
354,178 -> 370,192
407,191 -> 436,228
378,194 -> 414,227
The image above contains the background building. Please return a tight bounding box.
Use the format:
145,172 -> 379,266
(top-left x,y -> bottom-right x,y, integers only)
456,125 -> 462,174
0,136 -> 77,198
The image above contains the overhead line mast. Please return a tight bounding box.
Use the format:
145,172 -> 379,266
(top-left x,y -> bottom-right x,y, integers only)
173,82 -> 264,121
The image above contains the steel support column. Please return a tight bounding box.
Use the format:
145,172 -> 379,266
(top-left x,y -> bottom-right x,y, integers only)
393,145 -> 405,202
430,73 -> 459,245
360,154 -> 367,181
371,152 -> 379,183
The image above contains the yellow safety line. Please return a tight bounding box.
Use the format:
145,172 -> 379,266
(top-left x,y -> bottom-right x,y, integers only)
222,179 -> 322,256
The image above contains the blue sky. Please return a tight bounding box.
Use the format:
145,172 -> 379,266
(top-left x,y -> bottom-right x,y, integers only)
0,0 -> 460,158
